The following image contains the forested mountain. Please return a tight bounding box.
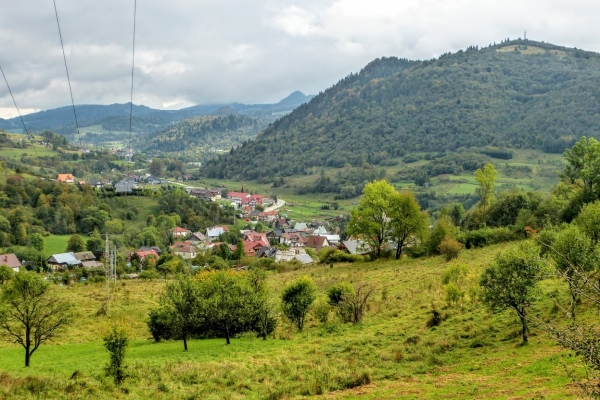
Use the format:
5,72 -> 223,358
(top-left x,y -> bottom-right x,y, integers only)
137,114 -> 268,154
201,40 -> 600,180
0,92 -> 313,139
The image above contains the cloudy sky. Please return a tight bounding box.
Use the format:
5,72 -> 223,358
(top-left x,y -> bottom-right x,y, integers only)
0,0 -> 598,118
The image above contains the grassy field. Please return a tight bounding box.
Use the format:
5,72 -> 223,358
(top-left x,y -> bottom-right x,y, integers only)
44,235 -> 88,257
0,242 -> 588,399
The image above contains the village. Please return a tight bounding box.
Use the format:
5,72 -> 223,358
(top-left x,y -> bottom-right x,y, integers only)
0,177 -> 369,279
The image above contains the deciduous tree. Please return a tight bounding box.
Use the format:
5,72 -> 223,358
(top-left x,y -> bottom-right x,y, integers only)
0,273 -> 71,366
281,276 -> 317,331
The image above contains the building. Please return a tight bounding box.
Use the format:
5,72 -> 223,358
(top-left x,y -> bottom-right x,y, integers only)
56,174 -> 75,183
0,253 -> 21,272
171,227 -> 192,238
47,253 -> 82,271
304,236 -> 330,251
73,251 -> 96,262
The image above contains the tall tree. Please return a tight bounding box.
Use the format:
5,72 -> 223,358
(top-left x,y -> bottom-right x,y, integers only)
480,242 -> 543,344
561,136 -> 600,194
66,234 -> 85,252
474,163 -> 498,213
388,191 -> 429,259
0,273 -> 71,366
148,159 -> 165,178
156,276 -> 202,351
347,180 -> 396,258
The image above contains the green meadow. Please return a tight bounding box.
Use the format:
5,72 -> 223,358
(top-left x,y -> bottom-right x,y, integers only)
0,243 -> 587,399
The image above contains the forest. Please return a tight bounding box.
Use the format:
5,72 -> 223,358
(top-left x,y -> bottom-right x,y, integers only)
201,39 -> 600,181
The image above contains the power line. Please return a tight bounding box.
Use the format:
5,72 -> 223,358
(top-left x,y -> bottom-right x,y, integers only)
127,0 -> 137,168
52,0 -> 83,150
0,62 -> 39,157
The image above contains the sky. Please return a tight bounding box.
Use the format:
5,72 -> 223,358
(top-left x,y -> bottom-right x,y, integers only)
0,0 -> 599,118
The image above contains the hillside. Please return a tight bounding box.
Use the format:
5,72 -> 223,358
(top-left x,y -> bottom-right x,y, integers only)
0,244 -> 584,399
137,114 -> 269,159
0,92 -> 313,143
201,40 -> 600,181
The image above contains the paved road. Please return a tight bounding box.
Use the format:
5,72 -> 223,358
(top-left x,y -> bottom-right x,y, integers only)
264,199 -> 286,212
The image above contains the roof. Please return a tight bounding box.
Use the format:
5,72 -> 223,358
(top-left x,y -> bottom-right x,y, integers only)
136,250 -> 159,259
295,254 -> 314,264
324,235 -> 341,242
340,240 -> 371,255
73,251 -> 96,261
0,253 -> 21,269
56,174 -> 75,182
305,236 -> 328,249
47,252 -> 81,265
294,222 -> 308,230
256,247 -> 277,258
172,227 -> 192,233
206,227 -> 225,237
227,191 -> 250,199
175,246 -> 197,254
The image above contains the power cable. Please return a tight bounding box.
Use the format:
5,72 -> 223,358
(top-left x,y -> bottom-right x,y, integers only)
0,62 -> 39,157
126,0 -> 137,181
52,0 -> 83,150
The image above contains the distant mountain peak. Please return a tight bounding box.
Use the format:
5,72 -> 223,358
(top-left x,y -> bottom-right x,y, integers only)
277,91 -> 314,107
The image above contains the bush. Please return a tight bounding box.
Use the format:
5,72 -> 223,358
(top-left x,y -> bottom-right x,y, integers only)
319,248 -> 364,264
327,283 -> 353,306
459,227 -> 518,248
281,277 -> 317,331
147,309 -> 172,342
138,270 -> 159,281
103,324 -> 129,385
445,283 -> 464,305
441,263 -> 467,285
439,237 -> 462,261
312,301 -> 331,324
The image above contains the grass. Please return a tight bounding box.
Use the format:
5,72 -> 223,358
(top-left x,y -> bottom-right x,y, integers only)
44,235 -> 87,257
0,243 -> 589,399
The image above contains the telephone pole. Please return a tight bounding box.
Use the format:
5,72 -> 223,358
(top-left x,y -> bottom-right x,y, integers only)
104,233 -> 110,314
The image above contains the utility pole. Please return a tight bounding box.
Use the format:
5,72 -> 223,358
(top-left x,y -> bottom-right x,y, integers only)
104,233 -> 110,314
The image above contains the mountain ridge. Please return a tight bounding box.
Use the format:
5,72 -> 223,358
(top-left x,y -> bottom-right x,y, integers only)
201,39 -> 600,180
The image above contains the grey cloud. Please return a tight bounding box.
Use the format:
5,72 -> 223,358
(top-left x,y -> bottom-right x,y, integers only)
1,0 -> 600,117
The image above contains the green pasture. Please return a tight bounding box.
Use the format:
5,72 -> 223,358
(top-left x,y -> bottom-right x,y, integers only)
0,243 -> 589,399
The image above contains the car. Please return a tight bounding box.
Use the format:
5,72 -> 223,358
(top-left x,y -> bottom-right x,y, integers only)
79,277 -> 87,282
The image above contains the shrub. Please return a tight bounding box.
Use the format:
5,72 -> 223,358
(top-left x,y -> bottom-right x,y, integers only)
103,324 -> 129,385
445,283 -> 464,305
459,227 -> 518,248
312,301 -> 331,324
138,270 -> 158,281
326,283 -> 353,306
147,309 -> 172,342
441,263 -> 467,285
439,237 -> 462,261
319,248 -> 364,264
281,277 -> 317,331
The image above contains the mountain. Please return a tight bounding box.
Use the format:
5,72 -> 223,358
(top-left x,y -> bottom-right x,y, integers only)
136,114 -> 269,158
200,40 -> 600,181
0,92 -> 314,139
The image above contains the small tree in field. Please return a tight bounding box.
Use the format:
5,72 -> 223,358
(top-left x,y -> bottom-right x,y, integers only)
103,324 -> 129,385
480,242 -> 543,344
281,277 -> 317,331
66,234 -> 85,252
439,236 -> 462,261
0,272 -> 71,366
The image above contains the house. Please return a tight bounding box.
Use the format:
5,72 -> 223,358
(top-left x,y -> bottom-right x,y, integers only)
312,226 -> 328,236
73,251 -> 96,262
243,241 -> 265,257
0,253 -> 21,272
258,210 -> 279,222
138,246 -> 162,254
240,205 -> 253,217
174,246 -> 197,259
56,174 -> 75,183
227,191 -> 251,203
304,236 -> 330,251
274,248 -> 313,264
206,226 -> 228,240
281,232 -> 308,247
89,180 -> 104,190
338,240 -> 371,255
294,222 -> 308,231
242,231 -> 269,246
134,249 -> 159,263
171,227 -> 192,238
189,188 -> 221,202
266,229 -> 283,244
256,247 -> 277,258
188,232 -> 208,244
114,180 -> 139,193
324,235 -> 341,245
47,253 -> 82,271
